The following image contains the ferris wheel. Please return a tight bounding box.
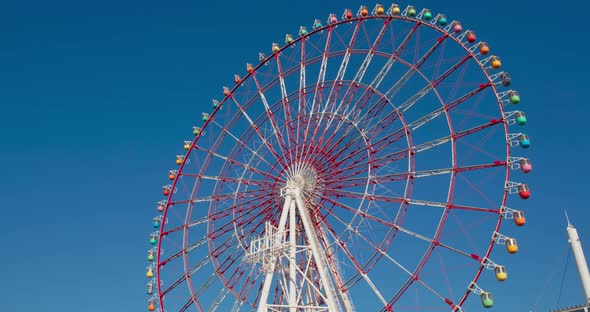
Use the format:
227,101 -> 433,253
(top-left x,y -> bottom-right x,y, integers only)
145,4 -> 533,311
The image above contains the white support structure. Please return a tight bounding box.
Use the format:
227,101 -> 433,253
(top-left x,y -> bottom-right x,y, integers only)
566,212 -> 590,304
502,111 -> 521,126
244,172 -> 350,311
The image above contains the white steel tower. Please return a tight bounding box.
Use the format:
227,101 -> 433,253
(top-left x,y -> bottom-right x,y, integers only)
244,166 -> 355,312
566,211 -> 590,304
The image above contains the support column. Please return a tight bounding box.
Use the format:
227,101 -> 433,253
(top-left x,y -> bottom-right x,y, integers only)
289,199 -> 297,312
292,187 -> 340,311
257,196 -> 293,312
566,216 -> 590,304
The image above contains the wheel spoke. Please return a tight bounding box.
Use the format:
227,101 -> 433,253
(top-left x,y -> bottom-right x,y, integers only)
227,95 -> 288,170
250,72 -> 291,161
326,161 -> 506,187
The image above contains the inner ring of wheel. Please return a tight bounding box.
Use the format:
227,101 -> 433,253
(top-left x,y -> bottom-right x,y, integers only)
206,81 -> 415,298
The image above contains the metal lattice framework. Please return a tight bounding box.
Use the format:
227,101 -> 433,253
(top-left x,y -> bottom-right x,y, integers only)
145,4 -> 533,311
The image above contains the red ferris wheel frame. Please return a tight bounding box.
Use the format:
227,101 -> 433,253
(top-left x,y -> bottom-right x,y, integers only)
148,5 -> 531,312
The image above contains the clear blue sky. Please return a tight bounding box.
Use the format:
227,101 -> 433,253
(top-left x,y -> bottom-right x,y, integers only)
0,0 -> 587,311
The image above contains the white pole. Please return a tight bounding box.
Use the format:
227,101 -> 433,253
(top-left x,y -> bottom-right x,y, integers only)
318,223 -> 356,312
289,199 -> 297,312
293,187 -> 340,311
257,196 -> 293,312
566,212 -> 590,304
